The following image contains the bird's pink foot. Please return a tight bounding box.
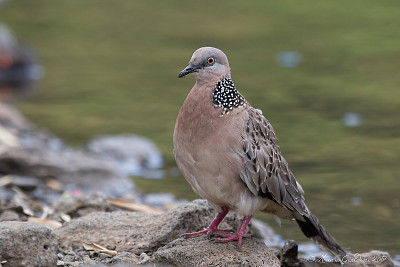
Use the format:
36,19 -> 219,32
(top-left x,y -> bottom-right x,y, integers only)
182,207 -> 231,239
214,215 -> 253,249
216,232 -> 252,238
183,226 -> 233,238
214,232 -> 252,249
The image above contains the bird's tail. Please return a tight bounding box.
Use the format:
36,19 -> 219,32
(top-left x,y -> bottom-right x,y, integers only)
295,213 -> 346,257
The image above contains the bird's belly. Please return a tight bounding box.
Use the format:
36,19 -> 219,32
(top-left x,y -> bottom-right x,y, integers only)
175,148 -> 269,216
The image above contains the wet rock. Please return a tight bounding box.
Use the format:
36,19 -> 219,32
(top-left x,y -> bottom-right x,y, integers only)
281,240 -> 301,267
86,134 -> 163,176
0,221 -> 58,267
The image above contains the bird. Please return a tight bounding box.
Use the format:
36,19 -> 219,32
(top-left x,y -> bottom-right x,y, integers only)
173,47 -> 346,256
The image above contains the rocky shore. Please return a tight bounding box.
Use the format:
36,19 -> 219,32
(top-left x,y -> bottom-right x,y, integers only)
0,108 -> 396,267
0,198 -> 395,267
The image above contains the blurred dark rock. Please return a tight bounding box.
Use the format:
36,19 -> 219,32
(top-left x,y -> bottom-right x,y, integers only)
86,134 -> 163,177
0,221 -> 58,267
0,117 -> 136,202
0,209 -> 19,221
53,193 -> 116,219
0,147 -> 134,198
281,240 -> 301,267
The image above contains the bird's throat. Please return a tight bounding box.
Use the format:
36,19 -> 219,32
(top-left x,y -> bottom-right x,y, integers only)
212,78 -> 246,115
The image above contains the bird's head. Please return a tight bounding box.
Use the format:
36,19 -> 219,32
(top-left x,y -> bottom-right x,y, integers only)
178,47 -> 231,82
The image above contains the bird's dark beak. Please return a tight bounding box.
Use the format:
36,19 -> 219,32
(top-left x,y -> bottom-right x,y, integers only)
178,64 -> 201,78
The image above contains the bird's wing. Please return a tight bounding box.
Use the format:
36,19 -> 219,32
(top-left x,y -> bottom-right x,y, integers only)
239,107 -> 307,216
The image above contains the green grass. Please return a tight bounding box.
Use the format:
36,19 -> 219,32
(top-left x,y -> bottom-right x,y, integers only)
1,0 -> 399,255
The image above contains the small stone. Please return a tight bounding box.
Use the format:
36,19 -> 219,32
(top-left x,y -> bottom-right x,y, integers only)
99,253 -> 113,259
82,255 -> 95,264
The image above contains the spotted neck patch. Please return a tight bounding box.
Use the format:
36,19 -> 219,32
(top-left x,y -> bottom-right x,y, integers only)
212,77 -> 246,115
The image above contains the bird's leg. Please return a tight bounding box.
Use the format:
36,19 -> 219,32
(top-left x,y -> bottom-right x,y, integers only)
214,215 -> 252,249
183,206 -> 231,238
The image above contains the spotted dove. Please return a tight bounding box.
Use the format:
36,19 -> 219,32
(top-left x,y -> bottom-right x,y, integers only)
173,47 -> 346,256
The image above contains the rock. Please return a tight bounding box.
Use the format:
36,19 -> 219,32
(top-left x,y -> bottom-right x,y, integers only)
0,210 -> 20,221
56,199 -> 279,266
85,134 -> 163,176
0,146 -> 134,198
150,236 -> 280,267
56,200 -> 241,253
53,193 -> 116,219
0,221 -> 58,267
0,119 -> 137,200
281,240 -> 300,267
4,174 -> 39,191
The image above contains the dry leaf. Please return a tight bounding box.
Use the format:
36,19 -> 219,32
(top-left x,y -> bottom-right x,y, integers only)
107,198 -> 164,214
12,193 -> 34,216
12,186 -> 43,210
83,242 -> 117,256
45,178 -> 62,191
0,175 -> 12,187
28,217 -> 62,229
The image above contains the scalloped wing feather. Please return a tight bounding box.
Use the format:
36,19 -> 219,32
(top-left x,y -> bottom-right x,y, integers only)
240,107 -> 307,216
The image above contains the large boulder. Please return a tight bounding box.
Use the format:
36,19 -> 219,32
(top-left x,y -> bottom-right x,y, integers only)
56,199 -> 244,253
56,199 -> 280,266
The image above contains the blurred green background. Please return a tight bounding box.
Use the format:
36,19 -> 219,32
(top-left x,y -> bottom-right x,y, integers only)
1,0 -> 399,255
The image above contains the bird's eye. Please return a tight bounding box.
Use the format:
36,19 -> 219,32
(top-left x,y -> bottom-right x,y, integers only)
207,57 -> 215,65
